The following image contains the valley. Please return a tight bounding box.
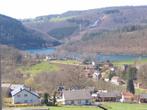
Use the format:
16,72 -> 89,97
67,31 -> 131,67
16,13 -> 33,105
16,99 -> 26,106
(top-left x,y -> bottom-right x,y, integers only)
1,5 -> 147,110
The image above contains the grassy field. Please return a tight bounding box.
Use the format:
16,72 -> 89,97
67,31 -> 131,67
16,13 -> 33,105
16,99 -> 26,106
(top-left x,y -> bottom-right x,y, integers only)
103,102 -> 147,110
49,16 -> 75,22
113,58 -> 147,66
19,61 -> 60,75
4,103 -> 147,110
136,88 -> 147,94
50,106 -> 99,110
49,103 -> 147,110
50,60 -> 81,65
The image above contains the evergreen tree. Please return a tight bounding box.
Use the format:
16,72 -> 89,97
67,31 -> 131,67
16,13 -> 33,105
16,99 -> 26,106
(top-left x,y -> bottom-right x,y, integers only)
127,66 -> 137,80
126,66 -> 137,94
127,79 -> 135,94
43,93 -> 49,106
53,91 -> 57,106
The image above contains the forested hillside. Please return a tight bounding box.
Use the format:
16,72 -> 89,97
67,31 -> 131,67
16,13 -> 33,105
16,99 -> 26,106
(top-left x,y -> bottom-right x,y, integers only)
0,14 -> 61,49
22,6 -> 147,54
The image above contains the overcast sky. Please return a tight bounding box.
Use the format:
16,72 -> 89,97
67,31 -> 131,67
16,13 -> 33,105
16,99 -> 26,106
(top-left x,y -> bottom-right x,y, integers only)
0,0 -> 147,19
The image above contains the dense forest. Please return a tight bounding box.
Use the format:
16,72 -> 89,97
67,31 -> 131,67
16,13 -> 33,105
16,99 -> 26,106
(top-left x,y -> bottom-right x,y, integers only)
22,6 -> 147,54
0,14 -> 61,50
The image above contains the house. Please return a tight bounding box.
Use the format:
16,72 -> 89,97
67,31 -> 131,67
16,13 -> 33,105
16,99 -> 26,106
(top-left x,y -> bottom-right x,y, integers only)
57,89 -> 92,105
11,86 -> 40,104
111,76 -> 125,85
134,82 -> 142,89
139,94 -> 147,103
120,92 -> 134,102
97,91 -> 121,102
93,71 -> 101,80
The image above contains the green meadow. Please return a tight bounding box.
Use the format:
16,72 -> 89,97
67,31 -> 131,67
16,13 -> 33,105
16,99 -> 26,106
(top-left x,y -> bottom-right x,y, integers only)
4,103 -> 147,110
113,58 -> 147,66
49,16 -> 75,22
50,60 -> 81,65
49,103 -> 147,110
19,61 -> 60,75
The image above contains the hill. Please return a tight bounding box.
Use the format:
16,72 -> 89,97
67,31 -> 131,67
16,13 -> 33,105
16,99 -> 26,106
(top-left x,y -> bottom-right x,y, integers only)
60,26 -> 147,54
22,6 -> 147,54
0,14 -> 61,50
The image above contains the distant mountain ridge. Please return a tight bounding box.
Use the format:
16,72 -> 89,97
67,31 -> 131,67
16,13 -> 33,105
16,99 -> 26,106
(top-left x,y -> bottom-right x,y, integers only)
1,6 -> 147,54
0,14 -> 61,50
21,6 -> 147,54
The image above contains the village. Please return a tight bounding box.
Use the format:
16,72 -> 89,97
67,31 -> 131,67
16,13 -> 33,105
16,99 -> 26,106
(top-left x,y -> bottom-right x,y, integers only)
2,56 -> 147,110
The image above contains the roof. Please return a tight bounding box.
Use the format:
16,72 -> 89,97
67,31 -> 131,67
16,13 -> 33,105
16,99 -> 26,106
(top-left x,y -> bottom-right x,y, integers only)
97,92 -> 121,98
140,94 -> 147,99
10,84 -> 24,90
111,76 -> 120,80
63,89 -> 92,101
11,86 -> 40,98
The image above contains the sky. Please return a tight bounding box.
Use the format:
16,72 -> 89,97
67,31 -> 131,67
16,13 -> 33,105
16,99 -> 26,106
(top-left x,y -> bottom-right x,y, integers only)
0,0 -> 147,19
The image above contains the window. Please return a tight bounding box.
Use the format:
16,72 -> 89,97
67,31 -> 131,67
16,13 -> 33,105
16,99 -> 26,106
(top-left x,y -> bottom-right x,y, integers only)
17,94 -> 21,97
85,100 -> 89,104
71,100 -> 74,105
24,94 -> 28,97
24,100 -> 28,103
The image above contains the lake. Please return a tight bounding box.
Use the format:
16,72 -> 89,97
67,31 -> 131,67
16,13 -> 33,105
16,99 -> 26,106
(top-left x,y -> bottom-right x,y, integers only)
97,54 -> 147,62
26,48 -> 56,55
26,48 -> 147,61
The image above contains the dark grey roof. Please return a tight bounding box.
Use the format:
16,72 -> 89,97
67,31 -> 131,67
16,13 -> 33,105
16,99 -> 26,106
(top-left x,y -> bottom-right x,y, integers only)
11,86 -> 40,98
63,89 -> 92,100
140,94 -> 147,99
97,92 -> 121,98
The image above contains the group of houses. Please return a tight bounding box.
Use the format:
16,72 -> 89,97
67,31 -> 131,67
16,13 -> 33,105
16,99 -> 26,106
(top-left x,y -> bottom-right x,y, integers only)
57,88 -> 147,105
83,60 -> 126,86
2,84 -> 147,105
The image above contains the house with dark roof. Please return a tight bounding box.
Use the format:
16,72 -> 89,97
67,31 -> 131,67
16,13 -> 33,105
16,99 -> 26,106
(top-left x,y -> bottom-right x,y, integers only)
11,86 -> 40,104
57,89 -> 92,105
120,92 -> 135,102
139,94 -> 147,103
97,91 -> 121,102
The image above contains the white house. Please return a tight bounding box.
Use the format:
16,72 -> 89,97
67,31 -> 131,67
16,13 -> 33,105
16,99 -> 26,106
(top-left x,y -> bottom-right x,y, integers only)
57,89 -> 92,105
11,86 -> 40,104
111,76 -> 125,85
93,71 -> 101,80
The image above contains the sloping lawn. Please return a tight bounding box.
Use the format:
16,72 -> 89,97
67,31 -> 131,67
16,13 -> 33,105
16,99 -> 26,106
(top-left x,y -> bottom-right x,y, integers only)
49,103 -> 147,110
102,102 -> 147,110
113,58 -> 147,66
50,60 -> 81,65
19,61 -> 60,75
49,106 -> 100,110
4,103 -> 147,110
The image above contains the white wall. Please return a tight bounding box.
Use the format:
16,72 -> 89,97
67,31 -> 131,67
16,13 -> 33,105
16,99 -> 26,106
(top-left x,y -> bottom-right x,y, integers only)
64,99 -> 91,105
